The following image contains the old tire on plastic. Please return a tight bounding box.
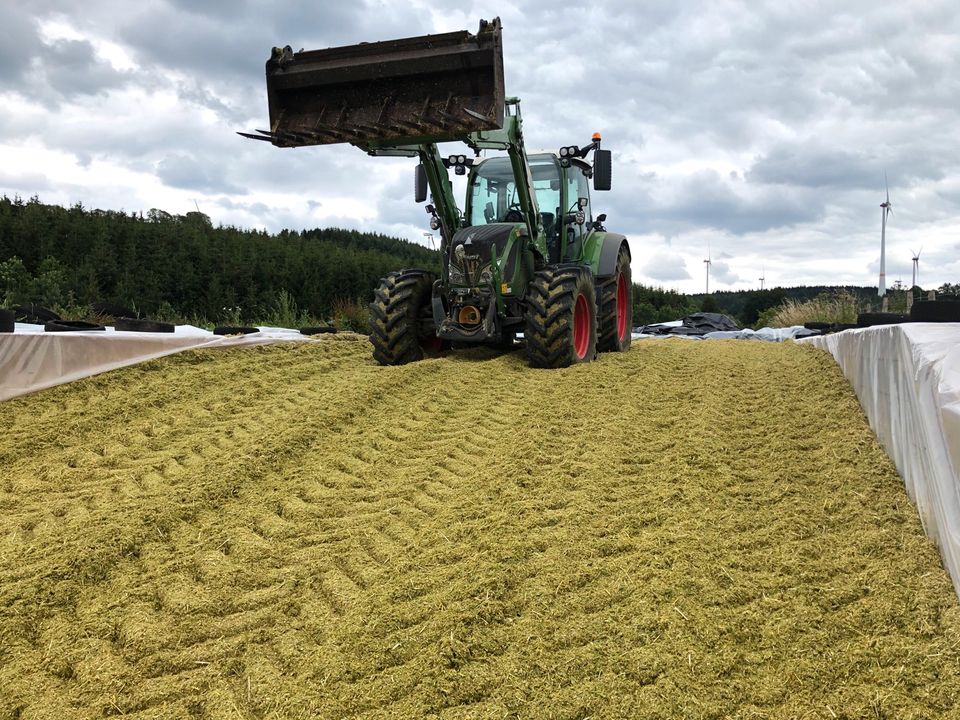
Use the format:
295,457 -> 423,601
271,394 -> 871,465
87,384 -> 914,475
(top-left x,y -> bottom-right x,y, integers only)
44,320 -> 106,332
524,265 -> 597,369
597,246 -> 632,353
115,317 -> 175,333
0,309 -> 15,333
299,326 -> 338,335
369,269 -> 445,366
857,312 -> 908,327
91,301 -> 137,320
213,325 -> 259,335
14,304 -> 60,325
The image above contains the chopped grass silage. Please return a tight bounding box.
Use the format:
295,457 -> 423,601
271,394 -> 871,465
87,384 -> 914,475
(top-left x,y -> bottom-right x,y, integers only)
0,336 -> 958,719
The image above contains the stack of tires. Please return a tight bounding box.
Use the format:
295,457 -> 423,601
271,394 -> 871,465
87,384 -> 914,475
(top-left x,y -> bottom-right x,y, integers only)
856,312 -> 909,328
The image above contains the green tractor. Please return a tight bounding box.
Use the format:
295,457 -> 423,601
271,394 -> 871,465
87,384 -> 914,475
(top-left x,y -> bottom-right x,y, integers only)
242,18 -> 632,368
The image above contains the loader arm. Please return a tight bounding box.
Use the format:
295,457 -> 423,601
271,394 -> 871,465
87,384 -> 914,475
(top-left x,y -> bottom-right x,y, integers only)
417,142 -> 462,249
465,98 -> 545,262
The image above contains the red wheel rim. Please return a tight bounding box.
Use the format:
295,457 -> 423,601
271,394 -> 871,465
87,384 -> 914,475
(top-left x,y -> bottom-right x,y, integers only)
616,271 -> 628,342
573,293 -> 590,359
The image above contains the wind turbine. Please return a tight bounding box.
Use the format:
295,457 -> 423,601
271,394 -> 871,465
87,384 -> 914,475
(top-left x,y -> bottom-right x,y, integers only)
878,173 -> 892,296
704,245 -> 712,294
759,265 -> 766,291
911,246 -> 922,288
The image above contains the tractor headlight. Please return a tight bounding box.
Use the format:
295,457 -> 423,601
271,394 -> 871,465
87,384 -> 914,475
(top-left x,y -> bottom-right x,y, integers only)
430,216 -> 440,230
480,268 -> 493,284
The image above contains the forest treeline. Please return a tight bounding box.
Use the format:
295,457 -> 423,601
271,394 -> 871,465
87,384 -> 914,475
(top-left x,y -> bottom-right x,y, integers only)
0,195 -> 439,323
1,195 -> 953,328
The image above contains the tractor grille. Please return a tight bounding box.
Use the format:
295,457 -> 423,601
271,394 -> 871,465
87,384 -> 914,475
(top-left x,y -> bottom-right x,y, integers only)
449,224 -> 514,283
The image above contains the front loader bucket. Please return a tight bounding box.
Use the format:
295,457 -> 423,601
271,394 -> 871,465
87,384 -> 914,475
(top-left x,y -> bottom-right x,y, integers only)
256,18 -> 504,149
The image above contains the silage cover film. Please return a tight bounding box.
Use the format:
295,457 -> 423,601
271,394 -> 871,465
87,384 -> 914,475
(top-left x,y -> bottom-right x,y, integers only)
0,336 -> 958,719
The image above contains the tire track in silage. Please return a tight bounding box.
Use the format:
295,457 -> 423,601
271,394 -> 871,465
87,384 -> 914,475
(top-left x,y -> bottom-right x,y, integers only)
0,342 -> 446,716
236,350 -> 542,717
107,357 -> 463,718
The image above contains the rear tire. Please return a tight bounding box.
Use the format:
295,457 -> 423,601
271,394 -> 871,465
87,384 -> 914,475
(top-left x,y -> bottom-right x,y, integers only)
524,265 -> 597,368
597,246 -> 632,352
369,269 -> 445,365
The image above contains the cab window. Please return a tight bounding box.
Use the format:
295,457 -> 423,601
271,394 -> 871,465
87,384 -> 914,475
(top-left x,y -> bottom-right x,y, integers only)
468,154 -> 561,236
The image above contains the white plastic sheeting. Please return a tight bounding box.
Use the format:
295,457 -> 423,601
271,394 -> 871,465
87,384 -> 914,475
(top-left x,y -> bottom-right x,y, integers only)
0,323 -> 322,401
799,323 -> 960,597
632,324 -> 816,342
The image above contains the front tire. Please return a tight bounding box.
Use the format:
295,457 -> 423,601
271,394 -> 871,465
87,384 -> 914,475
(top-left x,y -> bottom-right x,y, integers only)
369,269 -> 445,365
597,245 -> 632,353
524,265 -> 597,368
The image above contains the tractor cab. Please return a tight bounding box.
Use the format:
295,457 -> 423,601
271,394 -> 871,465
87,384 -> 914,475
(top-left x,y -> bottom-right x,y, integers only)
465,152 -> 597,264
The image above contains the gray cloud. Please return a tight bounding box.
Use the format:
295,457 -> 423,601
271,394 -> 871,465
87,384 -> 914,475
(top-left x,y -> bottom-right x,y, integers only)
156,153 -> 245,194
709,259 -> 741,286
641,251 -> 692,283
623,170 -> 823,236
0,7 -> 132,103
35,38 -> 130,103
0,8 -> 40,89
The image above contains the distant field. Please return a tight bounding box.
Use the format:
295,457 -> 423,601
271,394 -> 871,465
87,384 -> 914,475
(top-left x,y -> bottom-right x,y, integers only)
0,337 -> 958,719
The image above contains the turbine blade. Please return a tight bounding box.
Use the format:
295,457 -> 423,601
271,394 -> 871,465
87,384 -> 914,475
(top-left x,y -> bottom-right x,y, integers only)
884,170 -> 889,203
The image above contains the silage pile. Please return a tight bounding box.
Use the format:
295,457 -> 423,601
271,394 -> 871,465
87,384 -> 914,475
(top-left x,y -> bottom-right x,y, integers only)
0,335 -> 958,719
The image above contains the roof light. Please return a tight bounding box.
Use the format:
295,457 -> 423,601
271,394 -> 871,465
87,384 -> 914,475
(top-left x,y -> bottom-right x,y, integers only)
592,132 -> 602,141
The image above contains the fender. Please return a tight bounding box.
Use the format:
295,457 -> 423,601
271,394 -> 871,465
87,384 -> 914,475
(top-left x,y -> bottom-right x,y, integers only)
582,231 -> 630,277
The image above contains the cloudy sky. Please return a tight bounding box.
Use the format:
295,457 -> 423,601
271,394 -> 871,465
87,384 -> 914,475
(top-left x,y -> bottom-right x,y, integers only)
1,1 -> 958,293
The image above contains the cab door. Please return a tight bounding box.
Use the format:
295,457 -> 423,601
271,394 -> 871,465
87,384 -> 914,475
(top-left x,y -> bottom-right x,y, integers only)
561,165 -> 592,261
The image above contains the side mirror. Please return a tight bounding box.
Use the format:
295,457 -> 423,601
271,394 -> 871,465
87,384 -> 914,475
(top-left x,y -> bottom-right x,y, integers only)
415,164 -> 428,203
593,149 -> 611,191
597,213 -> 607,223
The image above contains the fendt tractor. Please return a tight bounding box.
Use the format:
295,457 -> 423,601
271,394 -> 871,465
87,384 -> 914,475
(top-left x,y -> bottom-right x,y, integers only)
242,18 -> 632,368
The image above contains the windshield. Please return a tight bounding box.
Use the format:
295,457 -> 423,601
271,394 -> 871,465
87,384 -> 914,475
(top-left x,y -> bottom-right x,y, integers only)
468,154 -> 561,229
